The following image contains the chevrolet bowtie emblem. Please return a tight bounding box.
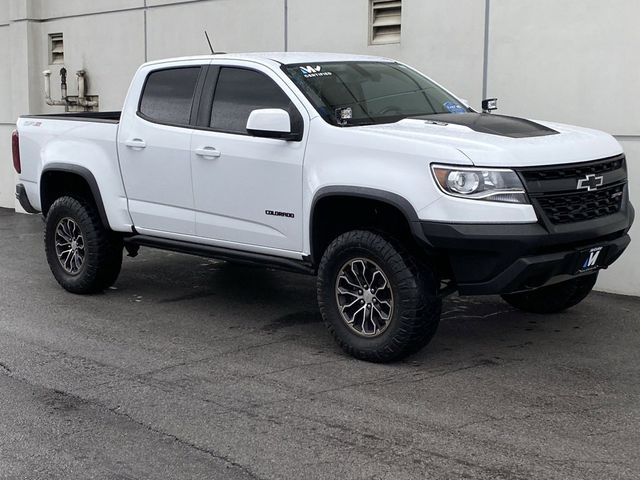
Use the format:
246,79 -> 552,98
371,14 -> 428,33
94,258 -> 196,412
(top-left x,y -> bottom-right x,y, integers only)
577,174 -> 604,191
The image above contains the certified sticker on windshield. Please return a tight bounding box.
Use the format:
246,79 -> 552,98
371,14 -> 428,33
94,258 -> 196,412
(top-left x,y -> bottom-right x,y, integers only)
443,101 -> 466,114
299,65 -> 333,78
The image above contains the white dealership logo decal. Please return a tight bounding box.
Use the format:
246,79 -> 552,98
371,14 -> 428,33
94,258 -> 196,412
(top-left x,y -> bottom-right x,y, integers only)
577,174 -> 604,191
582,247 -> 603,269
299,65 -> 332,78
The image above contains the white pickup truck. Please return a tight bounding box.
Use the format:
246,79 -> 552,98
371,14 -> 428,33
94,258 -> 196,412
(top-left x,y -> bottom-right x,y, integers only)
13,52 -> 633,362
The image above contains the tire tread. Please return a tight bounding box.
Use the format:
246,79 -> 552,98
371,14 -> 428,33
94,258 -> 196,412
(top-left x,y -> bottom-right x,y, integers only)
317,230 -> 441,363
45,196 -> 122,294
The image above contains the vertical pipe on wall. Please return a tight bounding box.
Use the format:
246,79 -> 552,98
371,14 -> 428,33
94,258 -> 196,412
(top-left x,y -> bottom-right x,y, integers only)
143,0 -> 148,62
482,0 -> 490,100
284,0 -> 288,52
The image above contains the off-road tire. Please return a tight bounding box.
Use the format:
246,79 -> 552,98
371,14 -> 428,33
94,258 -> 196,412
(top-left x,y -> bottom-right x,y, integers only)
317,230 -> 441,363
45,196 -> 123,294
501,273 -> 598,314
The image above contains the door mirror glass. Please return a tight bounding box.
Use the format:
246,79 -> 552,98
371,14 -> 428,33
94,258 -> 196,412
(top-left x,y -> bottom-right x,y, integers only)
246,108 -> 298,140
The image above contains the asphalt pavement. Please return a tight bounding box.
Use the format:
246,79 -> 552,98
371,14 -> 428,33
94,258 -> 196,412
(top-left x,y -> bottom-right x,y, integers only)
1,207 -> 639,480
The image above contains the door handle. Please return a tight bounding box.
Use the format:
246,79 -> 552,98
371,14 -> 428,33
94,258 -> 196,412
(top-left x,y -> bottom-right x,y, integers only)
194,147 -> 221,158
124,138 -> 147,149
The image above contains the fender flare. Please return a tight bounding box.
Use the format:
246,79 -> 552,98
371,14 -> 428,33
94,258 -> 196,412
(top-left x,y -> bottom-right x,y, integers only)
309,186 -> 428,262
40,163 -> 110,229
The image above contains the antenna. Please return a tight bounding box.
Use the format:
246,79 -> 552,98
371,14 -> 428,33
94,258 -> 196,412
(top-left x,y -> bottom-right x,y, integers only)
204,30 -> 214,54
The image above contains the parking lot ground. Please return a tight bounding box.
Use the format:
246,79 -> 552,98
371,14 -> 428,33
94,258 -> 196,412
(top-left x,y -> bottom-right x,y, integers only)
1,207 -> 639,480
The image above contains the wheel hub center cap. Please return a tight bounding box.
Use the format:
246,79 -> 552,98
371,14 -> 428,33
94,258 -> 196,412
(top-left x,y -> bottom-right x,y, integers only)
362,290 -> 375,304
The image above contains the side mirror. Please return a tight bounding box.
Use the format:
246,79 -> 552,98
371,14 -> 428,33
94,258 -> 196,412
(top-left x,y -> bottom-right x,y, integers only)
482,98 -> 498,113
246,108 -> 300,141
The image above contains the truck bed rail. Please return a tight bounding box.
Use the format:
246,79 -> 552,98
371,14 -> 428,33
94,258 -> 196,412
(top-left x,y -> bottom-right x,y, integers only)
20,111 -> 121,123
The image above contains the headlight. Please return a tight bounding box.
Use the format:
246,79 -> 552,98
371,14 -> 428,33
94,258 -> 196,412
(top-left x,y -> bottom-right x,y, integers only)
431,165 -> 528,204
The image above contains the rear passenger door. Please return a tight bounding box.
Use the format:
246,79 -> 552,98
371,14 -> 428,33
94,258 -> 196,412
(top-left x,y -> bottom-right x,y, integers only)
118,63 -> 206,236
189,63 -> 308,253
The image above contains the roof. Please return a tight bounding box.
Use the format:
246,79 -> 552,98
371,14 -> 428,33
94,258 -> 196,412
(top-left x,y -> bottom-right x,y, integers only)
234,52 -> 395,64
143,52 -> 395,68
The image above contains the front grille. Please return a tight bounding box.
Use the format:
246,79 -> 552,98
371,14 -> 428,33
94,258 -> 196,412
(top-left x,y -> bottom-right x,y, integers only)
520,157 -> 624,182
517,155 -> 627,225
535,184 -> 624,224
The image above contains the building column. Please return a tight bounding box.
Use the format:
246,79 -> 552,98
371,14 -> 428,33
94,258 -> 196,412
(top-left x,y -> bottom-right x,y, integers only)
8,0 -> 39,211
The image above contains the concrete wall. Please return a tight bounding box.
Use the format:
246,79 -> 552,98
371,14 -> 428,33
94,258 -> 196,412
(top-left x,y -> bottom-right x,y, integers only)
146,0 -> 285,60
485,0 -> 640,295
0,22 -> 14,208
600,138 -> 640,295
288,0 -> 486,107
1,0 -> 638,295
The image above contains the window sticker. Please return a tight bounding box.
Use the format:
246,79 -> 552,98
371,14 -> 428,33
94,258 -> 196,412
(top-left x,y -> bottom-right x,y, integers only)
443,101 -> 466,114
299,65 -> 333,78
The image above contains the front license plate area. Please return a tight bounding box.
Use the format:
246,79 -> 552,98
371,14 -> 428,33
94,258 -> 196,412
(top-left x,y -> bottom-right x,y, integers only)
574,246 -> 606,274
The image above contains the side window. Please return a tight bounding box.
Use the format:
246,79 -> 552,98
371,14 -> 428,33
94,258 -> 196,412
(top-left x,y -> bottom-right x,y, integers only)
210,67 -> 294,134
139,67 -> 201,125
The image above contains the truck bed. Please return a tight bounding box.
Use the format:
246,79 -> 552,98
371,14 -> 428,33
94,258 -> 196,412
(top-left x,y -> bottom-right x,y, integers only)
20,111 -> 121,123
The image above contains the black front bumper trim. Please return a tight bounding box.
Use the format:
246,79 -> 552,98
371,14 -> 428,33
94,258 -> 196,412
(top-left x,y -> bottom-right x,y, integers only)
420,205 -> 634,295
454,234 -> 629,295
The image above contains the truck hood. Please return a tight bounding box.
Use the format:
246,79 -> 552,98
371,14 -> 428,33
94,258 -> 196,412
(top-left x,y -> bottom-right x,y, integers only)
356,113 -> 623,167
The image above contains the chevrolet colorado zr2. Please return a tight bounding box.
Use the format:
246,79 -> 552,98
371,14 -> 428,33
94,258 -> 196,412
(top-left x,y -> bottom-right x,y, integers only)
13,53 -> 634,362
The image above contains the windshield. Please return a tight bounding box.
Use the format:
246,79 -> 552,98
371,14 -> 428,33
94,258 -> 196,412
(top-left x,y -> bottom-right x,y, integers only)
283,61 -> 470,126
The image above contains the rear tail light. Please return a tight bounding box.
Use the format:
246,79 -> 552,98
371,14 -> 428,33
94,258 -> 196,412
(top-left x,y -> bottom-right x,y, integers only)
11,130 -> 21,174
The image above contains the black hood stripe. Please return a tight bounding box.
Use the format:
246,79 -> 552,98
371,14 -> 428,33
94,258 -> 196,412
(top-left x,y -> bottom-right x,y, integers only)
415,113 -> 559,138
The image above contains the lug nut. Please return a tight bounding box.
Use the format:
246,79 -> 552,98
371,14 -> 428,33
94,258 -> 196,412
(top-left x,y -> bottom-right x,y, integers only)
358,290 -> 363,295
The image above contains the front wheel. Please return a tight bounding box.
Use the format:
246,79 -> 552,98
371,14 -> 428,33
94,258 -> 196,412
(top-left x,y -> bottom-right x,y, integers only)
501,273 -> 598,314
317,230 -> 441,363
45,196 -> 123,294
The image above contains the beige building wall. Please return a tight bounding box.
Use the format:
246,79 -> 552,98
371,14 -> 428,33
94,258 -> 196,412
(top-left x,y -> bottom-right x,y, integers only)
0,6 -> 14,208
287,0 -> 486,106
485,0 -> 640,295
1,0 -> 638,295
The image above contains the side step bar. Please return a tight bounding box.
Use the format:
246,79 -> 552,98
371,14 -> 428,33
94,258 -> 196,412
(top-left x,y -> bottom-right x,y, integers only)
123,235 -> 316,275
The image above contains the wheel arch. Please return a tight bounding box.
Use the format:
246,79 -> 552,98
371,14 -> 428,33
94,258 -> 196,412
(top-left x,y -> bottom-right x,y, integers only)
309,186 -> 427,265
40,163 -> 110,229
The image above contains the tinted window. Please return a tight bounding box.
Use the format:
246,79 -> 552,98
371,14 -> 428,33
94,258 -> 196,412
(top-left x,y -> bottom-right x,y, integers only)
211,68 -> 294,134
139,67 -> 201,125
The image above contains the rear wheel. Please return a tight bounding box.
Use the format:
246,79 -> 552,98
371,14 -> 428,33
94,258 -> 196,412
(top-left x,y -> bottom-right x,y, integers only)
317,230 -> 441,363
45,196 -> 122,294
501,273 -> 598,314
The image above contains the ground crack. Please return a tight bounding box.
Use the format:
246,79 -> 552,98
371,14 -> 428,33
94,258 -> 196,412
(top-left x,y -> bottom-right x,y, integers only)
0,361 -> 12,375
0,369 -> 263,480
108,406 -> 264,480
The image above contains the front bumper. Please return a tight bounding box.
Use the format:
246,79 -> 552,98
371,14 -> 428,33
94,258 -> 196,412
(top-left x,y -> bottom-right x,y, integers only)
419,205 -> 634,295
